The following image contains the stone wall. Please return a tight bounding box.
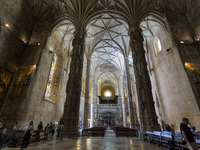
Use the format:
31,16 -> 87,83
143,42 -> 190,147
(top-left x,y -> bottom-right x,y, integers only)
0,0 -> 31,127
18,37 -> 70,129
148,28 -> 200,131
0,0 -> 69,129
179,44 -> 200,109
0,0 -> 31,68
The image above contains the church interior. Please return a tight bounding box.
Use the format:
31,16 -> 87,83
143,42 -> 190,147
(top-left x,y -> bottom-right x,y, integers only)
0,0 -> 200,149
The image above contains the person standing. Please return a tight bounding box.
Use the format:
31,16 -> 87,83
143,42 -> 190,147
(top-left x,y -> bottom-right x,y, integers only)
13,122 -> 18,130
0,120 -> 2,129
165,124 -> 172,132
1,121 -> 7,129
180,118 -> 199,150
60,122 -> 64,140
2,121 -> 7,133
36,121 -> 43,142
52,124 -> 55,137
21,121 -> 34,149
189,123 -> 196,134
49,122 -> 53,137
44,123 -> 49,139
37,121 -> 43,131
56,122 -> 61,138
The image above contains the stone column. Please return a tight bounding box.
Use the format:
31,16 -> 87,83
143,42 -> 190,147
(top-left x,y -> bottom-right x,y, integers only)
83,58 -> 91,129
90,75 -> 95,127
61,29 -> 86,136
120,74 -> 127,127
94,83 -> 98,126
117,82 -> 123,125
124,58 -> 135,129
129,26 -> 159,133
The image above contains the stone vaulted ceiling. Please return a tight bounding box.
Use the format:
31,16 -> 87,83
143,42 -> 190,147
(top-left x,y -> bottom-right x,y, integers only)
27,0 -> 200,85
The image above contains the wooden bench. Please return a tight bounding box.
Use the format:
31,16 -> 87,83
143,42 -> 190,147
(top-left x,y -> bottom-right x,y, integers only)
149,131 -> 162,146
196,140 -> 200,148
144,130 -> 200,149
11,130 -> 25,147
113,127 -> 138,137
143,131 -> 153,141
173,132 -> 188,149
31,130 -> 48,142
0,130 -> 48,149
82,126 -> 106,137
160,131 -> 174,149
39,130 -> 47,140
173,132 -> 200,149
1,131 -> 15,148
0,130 -> 3,148
144,131 -> 174,149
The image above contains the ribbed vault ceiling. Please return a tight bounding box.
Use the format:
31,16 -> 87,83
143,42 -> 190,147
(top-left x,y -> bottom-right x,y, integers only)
41,0 -> 200,89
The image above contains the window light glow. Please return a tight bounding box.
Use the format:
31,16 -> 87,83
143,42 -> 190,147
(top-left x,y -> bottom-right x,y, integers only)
154,37 -> 162,55
105,91 -> 111,98
157,39 -> 162,52
5,24 -> 9,27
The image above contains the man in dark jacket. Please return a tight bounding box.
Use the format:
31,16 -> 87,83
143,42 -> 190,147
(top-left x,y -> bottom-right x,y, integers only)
37,121 -> 43,130
180,118 -> 198,150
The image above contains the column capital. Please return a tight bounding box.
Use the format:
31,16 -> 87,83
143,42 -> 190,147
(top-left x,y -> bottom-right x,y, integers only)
87,57 -> 91,62
72,29 -> 87,46
74,28 -> 87,36
124,58 -> 129,61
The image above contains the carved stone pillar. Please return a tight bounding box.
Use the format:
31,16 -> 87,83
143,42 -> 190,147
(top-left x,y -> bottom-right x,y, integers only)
90,75 -> 95,127
124,58 -> 135,129
120,75 -> 127,127
83,58 -> 91,129
129,26 -> 159,133
61,29 -> 86,136
117,81 -> 123,125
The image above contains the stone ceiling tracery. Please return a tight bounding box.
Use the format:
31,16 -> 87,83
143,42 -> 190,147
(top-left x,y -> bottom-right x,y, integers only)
39,0 -> 200,90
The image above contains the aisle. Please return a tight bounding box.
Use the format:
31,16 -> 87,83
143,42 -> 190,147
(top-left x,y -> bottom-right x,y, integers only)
104,129 -> 116,137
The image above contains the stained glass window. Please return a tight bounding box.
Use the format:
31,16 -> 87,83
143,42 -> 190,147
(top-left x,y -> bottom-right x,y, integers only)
45,54 -> 57,97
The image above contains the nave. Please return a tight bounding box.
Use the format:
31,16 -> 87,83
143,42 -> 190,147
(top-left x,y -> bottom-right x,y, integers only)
0,0 -> 200,149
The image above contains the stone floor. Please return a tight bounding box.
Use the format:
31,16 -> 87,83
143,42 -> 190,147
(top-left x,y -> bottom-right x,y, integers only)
4,130 -> 167,150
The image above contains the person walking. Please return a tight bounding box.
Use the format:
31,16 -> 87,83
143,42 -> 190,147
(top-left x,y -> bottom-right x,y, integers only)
180,118 -> 199,150
21,121 -> 34,149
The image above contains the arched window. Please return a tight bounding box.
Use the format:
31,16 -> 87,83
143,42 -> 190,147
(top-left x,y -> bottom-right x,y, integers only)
154,37 -> 162,55
45,54 -> 57,97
